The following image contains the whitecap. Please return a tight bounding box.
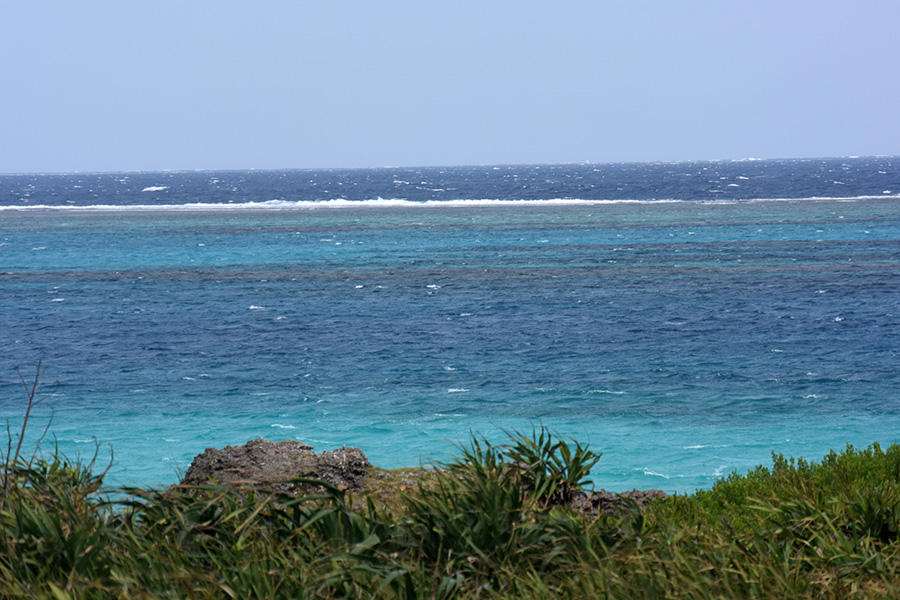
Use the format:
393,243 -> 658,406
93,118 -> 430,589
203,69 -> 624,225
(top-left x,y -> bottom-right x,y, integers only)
588,389 -> 625,395
4,195 -> 900,212
271,424 -> 296,429
447,388 -> 469,393
683,445 -> 707,449
248,305 -> 265,310
426,284 -> 441,289
640,468 -> 670,479
141,186 -> 169,192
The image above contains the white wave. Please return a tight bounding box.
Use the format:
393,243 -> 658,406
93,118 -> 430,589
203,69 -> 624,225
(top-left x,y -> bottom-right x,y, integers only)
141,186 -> 169,192
447,388 -> 469,393
588,389 -> 625,395
640,468 -> 670,479
248,305 -> 265,310
684,444 -> 707,449
271,423 -> 296,429
2,194 -> 898,212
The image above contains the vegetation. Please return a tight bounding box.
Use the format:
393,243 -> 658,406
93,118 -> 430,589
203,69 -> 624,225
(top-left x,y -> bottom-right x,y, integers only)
4,370 -> 900,597
4,433 -> 900,598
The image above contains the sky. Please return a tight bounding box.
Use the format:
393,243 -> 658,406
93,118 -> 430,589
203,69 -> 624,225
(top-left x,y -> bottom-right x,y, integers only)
2,1 -> 899,173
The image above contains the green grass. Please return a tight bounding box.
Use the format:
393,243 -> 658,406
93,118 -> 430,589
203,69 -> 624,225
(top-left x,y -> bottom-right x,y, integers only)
4,428 -> 900,598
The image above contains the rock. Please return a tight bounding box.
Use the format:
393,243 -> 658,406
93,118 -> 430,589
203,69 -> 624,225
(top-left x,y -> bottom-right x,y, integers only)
181,438 -> 371,494
571,488 -> 668,515
180,438 -> 669,511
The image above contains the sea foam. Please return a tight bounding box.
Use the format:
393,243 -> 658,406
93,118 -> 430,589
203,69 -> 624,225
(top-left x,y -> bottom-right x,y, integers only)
2,195 -> 898,212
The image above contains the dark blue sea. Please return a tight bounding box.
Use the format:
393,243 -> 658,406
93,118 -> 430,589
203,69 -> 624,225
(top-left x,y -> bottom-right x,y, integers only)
2,157 -> 899,492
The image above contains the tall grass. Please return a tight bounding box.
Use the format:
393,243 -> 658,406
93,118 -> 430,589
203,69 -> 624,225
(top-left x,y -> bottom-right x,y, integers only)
4,412 -> 900,597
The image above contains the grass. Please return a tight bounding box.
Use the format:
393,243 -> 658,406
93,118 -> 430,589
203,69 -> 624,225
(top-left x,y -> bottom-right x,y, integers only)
4,429 -> 900,598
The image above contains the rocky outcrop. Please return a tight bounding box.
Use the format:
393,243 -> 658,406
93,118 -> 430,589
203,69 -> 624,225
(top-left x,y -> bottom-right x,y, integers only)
571,488 -> 668,516
180,438 -> 668,512
180,438 -> 371,494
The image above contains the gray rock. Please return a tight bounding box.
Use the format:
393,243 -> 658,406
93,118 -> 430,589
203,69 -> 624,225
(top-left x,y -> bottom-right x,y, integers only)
571,488 -> 668,515
181,438 -> 371,494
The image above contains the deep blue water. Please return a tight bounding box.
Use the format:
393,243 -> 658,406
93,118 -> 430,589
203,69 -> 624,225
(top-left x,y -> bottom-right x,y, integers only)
1,157 -> 899,492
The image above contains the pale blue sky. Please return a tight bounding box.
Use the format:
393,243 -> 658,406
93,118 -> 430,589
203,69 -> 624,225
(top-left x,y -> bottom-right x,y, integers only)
2,1 -> 898,173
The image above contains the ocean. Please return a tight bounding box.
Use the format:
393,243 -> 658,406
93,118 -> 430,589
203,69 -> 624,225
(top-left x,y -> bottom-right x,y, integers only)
1,157 -> 898,493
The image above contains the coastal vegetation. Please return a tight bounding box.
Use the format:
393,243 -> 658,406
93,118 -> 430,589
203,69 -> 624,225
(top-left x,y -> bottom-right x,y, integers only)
4,422 -> 900,598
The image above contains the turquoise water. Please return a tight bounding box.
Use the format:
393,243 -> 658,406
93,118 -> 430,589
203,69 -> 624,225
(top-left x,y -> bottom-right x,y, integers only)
2,161 -> 899,493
